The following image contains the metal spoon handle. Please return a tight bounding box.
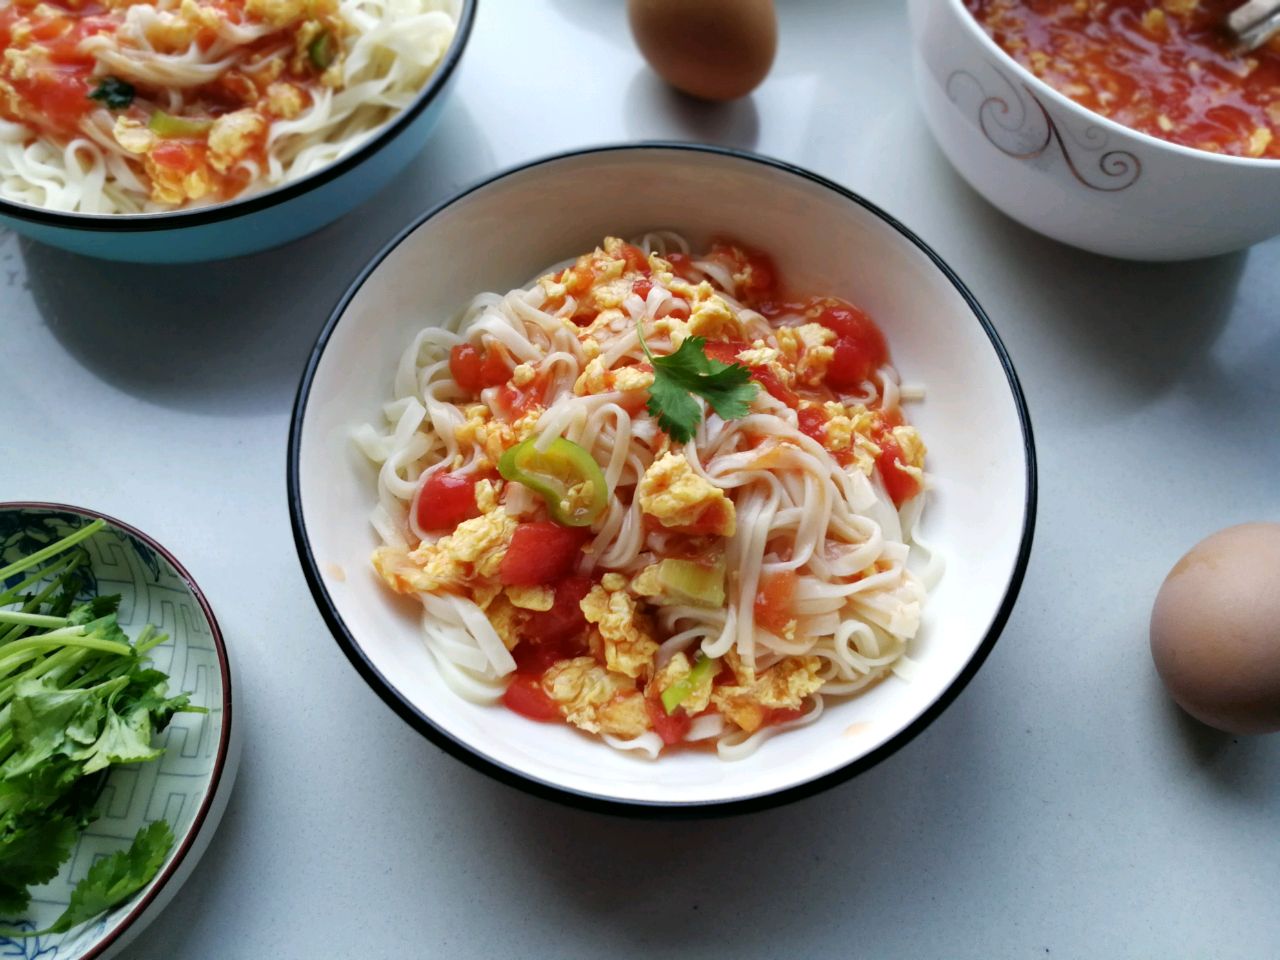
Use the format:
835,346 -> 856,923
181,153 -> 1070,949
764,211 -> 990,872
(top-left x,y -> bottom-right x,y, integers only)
1227,0 -> 1280,51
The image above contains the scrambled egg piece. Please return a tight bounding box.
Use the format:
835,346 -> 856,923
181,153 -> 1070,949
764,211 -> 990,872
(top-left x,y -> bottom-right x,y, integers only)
207,109 -> 266,174
686,294 -> 742,341
246,0 -> 309,27
266,81 -> 307,119
573,359 -> 655,395
776,324 -> 835,386
637,453 -> 736,537
712,656 -> 824,733
649,652 -> 714,715
815,401 -> 880,475
890,424 -> 927,483
372,509 -> 515,595
454,404 -> 542,466
485,595 -> 523,650
542,657 -> 650,737
580,578 -> 659,679
507,584 -> 554,611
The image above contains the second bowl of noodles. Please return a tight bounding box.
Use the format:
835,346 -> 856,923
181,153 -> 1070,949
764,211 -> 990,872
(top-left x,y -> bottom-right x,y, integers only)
289,143 -> 1036,814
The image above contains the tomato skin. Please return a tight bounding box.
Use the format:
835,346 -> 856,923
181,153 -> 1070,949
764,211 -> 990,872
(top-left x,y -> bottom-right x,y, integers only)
499,522 -> 589,586
618,242 -> 650,275
875,433 -> 920,508
664,251 -> 698,281
645,697 -> 692,746
819,304 -> 889,390
754,570 -> 798,635
415,471 -> 482,532
449,343 -> 510,393
502,674 -> 562,722
797,406 -> 829,444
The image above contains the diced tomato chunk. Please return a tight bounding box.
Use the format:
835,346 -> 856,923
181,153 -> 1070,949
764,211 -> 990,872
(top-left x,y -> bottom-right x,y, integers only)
874,433 -> 921,508
664,251 -> 698,281
521,576 -> 592,645
766,706 -> 807,727
703,340 -> 795,408
449,343 -> 510,393
632,277 -> 653,301
754,570 -> 797,635
415,471 -> 482,532
563,263 -> 594,298
797,406 -> 829,444
502,674 -> 562,722
618,242 -> 650,275
645,697 -> 692,746
499,523 -> 589,586
819,304 -> 889,390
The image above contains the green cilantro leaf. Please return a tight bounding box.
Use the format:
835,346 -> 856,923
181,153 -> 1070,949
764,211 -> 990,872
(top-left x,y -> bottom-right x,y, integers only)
38,820 -> 174,936
0,814 -> 80,915
87,77 -> 135,110
637,324 -> 758,444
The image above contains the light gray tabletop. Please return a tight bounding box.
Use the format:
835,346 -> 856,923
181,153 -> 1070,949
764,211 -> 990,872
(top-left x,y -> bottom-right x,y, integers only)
4,1 -> 1279,957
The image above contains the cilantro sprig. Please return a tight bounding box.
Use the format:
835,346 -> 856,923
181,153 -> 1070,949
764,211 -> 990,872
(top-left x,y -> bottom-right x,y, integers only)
638,320 -> 758,443
0,520 -> 199,937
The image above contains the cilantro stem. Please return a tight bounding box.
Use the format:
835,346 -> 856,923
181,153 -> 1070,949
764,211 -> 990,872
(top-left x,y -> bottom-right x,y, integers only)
0,632 -> 132,660
0,551 -> 78,608
636,315 -> 657,362
0,610 -> 70,628
0,518 -> 104,582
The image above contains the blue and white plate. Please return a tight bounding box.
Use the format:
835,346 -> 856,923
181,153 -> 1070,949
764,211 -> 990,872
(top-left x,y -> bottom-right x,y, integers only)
0,504 -> 238,960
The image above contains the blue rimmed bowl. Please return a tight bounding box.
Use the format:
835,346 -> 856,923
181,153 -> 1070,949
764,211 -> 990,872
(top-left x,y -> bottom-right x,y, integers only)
0,0 -> 475,264
289,143 -> 1037,817
0,503 -> 238,959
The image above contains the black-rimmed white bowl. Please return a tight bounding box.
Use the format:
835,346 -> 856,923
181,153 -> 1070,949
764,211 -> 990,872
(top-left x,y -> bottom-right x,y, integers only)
288,143 -> 1036,817
0,503 -> 238,958
0,0 -> 475,264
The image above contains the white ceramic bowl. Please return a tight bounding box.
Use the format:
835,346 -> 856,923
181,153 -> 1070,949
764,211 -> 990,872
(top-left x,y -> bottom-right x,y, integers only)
289,144 -> 1036,815
0,503 -> 239,958
909,0 -> 1280,261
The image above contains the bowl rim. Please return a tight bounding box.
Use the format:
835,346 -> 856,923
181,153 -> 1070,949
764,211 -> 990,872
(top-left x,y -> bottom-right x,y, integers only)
0,0 -> 477,233
286,141 -> 1039,818
0,500 -> 234,955
941,0 -> 1280,169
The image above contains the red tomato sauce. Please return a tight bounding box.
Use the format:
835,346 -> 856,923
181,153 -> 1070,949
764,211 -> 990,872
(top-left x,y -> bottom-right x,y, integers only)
965,0 -> 1280,159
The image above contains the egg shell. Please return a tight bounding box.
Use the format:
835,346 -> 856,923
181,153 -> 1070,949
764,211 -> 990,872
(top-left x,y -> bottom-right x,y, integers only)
1149,522 -> 1280,735
627,0 -> 777,102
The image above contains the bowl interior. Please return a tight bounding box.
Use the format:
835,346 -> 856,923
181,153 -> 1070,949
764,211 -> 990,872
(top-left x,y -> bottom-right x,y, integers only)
295,146 -> 1033,808
0,506 -> 228,957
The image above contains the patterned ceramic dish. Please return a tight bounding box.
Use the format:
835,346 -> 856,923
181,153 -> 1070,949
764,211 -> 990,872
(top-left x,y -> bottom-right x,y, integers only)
0,503 -> 238,960
0,0 -> 475,264
289,143 -> 1037,817
909,0 -> 1280,261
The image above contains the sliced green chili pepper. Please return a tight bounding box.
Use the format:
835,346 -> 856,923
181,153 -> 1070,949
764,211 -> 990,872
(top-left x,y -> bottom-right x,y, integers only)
498,437 -> 608,527
148,110 -> 212,138
661,654 -> 718,715
655,558 -> 726,608
308,31 -> 334,69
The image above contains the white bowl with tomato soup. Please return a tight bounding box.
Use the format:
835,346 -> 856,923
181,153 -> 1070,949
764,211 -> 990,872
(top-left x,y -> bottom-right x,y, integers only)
910,0 -> 1280,261
288,144 -> 1036,815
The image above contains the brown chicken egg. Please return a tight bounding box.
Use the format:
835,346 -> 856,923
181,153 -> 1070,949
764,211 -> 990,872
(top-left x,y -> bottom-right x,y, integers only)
1149,523 -> 1280,735
627,0 -> 777,102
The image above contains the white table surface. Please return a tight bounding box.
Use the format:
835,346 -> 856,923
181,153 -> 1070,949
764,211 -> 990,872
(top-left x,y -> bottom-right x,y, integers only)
4,1 -> 1279,957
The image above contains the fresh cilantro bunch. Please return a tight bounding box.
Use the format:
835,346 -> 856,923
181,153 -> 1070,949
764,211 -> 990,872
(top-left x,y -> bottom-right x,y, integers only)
0,519 -> 197,937
638,321 -> 758,443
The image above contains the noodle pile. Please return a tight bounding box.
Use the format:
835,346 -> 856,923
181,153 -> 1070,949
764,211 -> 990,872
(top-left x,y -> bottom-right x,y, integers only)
358,234 -> 942,760
0,0 -> 457,212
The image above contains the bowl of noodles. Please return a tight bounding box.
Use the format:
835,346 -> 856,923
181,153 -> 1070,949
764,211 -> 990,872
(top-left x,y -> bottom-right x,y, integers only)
0,0 -> 474,262
288,143 -> 1037,815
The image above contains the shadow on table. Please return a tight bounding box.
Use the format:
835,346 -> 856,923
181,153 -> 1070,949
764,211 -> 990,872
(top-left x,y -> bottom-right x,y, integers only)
445,692 -> 990,954
22,98 -> 493,418
1160,684 -> 1278,805
924,147 -> 1249,419
622,69 -> 761,151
